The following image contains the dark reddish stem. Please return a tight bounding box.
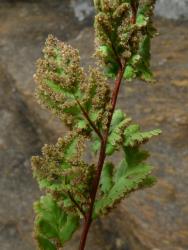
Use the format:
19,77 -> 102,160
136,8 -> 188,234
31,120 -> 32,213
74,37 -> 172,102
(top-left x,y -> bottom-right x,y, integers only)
67,192 -> 86,220
76,99 -> 103,141
78,4 -> 139,248
131,1 -> 139,24
78,65 -> 125,250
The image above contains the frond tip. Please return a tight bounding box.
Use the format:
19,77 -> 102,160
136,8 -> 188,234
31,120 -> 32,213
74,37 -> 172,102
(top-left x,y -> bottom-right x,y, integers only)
34,35 -> 111,131
94,0 -> 157,81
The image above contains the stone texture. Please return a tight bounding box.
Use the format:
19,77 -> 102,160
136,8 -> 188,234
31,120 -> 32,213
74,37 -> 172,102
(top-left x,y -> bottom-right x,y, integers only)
0,0 -> 93,139
0,65 -> 42,250
70,0 -> 188,20
0,1 -> 188,250
155,0 -> 188,20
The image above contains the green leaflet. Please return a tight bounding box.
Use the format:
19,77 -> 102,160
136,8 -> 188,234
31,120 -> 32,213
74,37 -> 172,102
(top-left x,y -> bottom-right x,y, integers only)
106,116 -> 131,155
136,14 -> 149,27
92,109 -> 161,156
122,146 -> 149,171
93,145 -> 156,217
93,161 -> 155,218
123,35 -> 153,82
94,0 -> 101,11
59,215 -> 80,243
91,133 -> 101,154
123,65 -> 135,80
93,110 -> 161,217
34,195 -> 79,249
137,35 -> 153,82
110,109 -> 126,128
63,134 -> 80,159
38,179 -> 63,192
140,35 -> 151,64
37,236 -> 57,250
98,45 -> 115,62
104,63 -> 119,79
100,162 -> 114,194
114,158 -> 127,182
137,1 -> 155,19
93,148 -> 155,218
92,109 -> 131,155
124,125 -> 162,147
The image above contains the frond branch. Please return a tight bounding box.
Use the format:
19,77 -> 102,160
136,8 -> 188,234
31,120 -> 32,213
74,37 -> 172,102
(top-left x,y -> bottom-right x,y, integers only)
75,98 -> 103,141
68,191 -> 86,219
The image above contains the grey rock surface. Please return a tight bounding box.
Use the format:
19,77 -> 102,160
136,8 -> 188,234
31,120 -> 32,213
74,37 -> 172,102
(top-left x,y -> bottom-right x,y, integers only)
0,65 -> 42,250
71,0 -> 188,20
155,0 -> 188,20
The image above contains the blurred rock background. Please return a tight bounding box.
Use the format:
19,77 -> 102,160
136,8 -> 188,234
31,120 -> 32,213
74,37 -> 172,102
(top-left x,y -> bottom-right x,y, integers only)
156,0 -> 188,20
0,1 -> 188,250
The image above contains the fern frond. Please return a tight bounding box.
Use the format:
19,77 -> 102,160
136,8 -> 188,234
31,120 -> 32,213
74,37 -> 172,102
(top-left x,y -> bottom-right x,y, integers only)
31,130 -> 94,215
93,113 -> 160,217
34,195 -> 79,250
92,109 -> 161,155
124,125 -> 161,146
94,149 -> 156,218
94,0 -> 156,82
34,35 -> 111,131
94,164 -> 155,217
31,1 -> 160,248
